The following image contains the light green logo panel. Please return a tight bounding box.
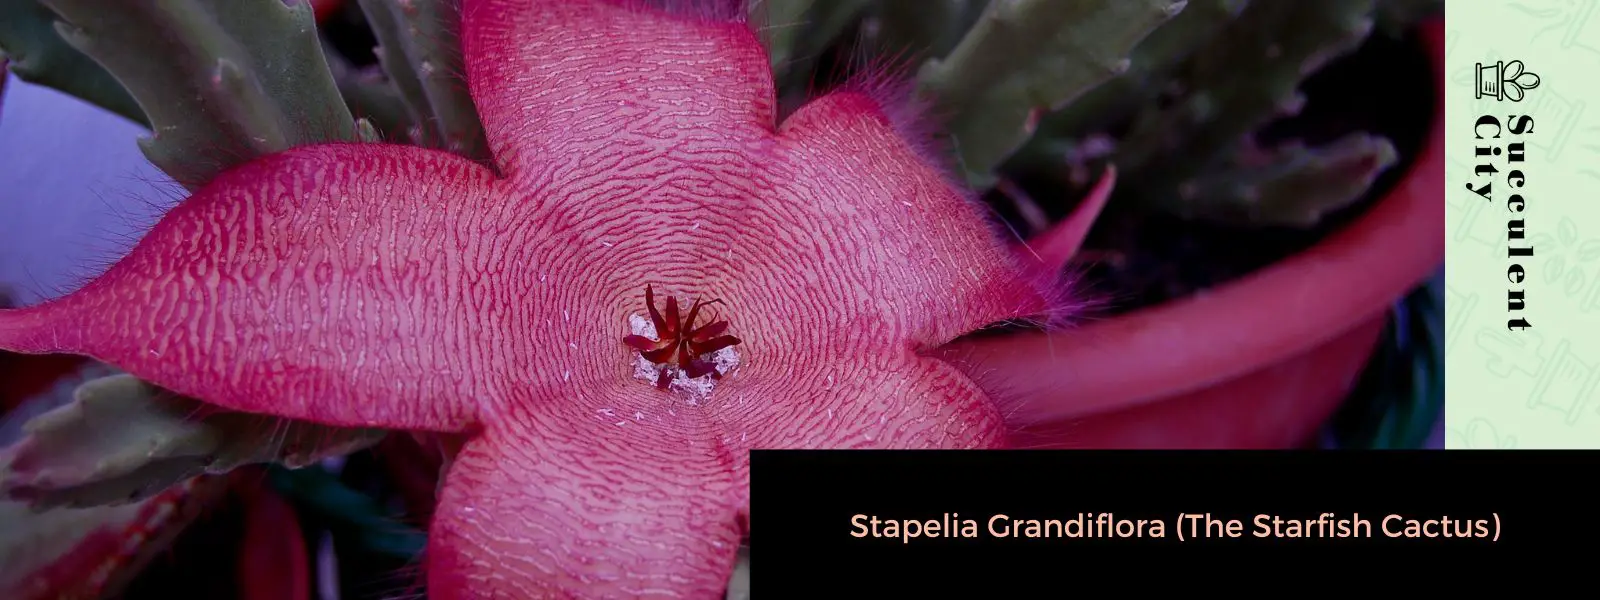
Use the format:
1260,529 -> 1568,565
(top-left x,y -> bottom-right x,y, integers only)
1446,0 -> 1600,448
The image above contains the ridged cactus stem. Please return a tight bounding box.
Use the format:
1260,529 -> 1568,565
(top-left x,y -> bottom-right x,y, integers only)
916,0 -> 1187,190
867,0 -> 985,64
770,0 -> 869,100
2,374 -> 387,511
322,38 -> 415,144
0,0 -> 147,127
356,0 -> 491,164
1020,0 -> 1249,163
1175,132 -> 1398,227
752,0 -> 814,73
355,117 -> 382,142
1111,0 -> 1377,195
39,0 -> 358,190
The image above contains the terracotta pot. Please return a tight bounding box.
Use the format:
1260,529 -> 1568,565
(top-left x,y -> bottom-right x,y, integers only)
940,17 -> 1445,449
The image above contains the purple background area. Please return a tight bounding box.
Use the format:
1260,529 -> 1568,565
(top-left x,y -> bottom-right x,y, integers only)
0,73 -> 170,307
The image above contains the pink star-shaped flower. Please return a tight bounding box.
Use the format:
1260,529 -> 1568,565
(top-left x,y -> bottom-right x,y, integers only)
0,0 -> 1063,596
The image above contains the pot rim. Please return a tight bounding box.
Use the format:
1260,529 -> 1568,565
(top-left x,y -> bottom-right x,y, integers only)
941,16 -> 1446,426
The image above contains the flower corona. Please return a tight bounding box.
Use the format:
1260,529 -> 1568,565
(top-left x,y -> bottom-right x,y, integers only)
624,284 -> 742,389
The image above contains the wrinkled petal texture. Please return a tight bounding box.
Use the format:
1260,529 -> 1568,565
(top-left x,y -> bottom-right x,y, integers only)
0,0 -> 1057,597
428,385 -> 741,599
0,146 -> 498,432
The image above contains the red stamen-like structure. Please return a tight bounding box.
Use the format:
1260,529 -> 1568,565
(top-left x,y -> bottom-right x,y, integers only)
624,284 -> 742,388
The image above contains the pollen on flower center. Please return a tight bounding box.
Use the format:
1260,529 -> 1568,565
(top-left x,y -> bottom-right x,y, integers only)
622,285 -> 743,405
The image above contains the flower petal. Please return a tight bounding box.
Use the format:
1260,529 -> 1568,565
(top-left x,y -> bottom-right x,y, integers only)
725,90 -> 1057,353
0,144 -> 499,432
460,0 -> 776,177
722,356 -> 1008,453
426,384 -> 742,598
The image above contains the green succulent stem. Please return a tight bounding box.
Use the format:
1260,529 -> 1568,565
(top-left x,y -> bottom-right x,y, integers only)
355,0 -> 491,164
1,373 -> 386,511
0,0 -> 147,126
752,0 -> 815,74
356,117 -> 382,142
1017,0 -> 1250,166
322,38 -> 415,143
770,0 -> 869,102
866,0 -> 986,65
1174,132 -> 1398,227
916,0 -> 1186,190
39,0 -> 358,189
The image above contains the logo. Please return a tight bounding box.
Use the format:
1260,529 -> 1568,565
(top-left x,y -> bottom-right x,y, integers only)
1475,59 -> 1541,102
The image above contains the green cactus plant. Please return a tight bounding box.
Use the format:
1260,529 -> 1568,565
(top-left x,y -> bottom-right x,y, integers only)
863,0 -> 987,66
1,373 -> 386,511
1014,0 -> 1251,169
1103,0 -> 1387,226
1171,132 -> 1398,226
323,37 -> 416,144
36,0 -> 359,188
0,0 -> 145,125
752,0 -> 816,74
355,0 -> 491,162
1004,0 -> 1415,229
914,0 -> 1186,190
766,0 -> 869,105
